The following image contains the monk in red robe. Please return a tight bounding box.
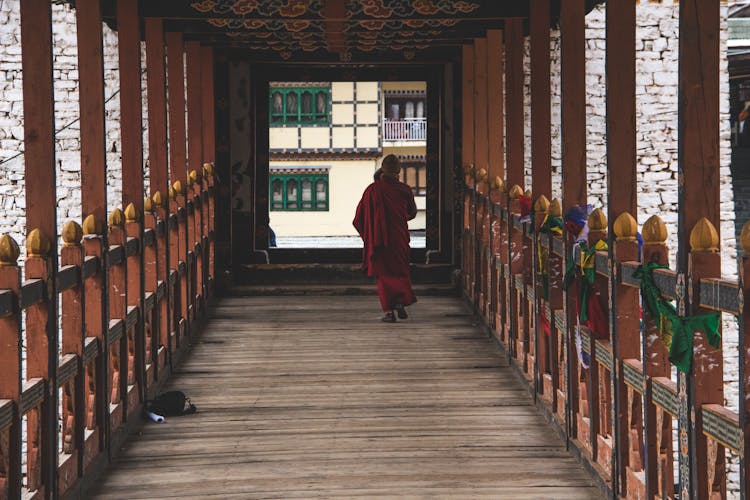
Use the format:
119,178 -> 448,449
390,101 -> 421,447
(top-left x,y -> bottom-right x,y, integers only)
353,155 -> 417,322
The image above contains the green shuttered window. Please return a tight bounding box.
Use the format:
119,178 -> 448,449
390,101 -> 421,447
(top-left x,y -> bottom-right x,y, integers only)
270,174 -> 329,211
270,87 -> 330,125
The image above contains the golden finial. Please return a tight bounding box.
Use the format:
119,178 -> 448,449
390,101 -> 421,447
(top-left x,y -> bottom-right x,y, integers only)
190,169 -> 201,184
509,185 -> 523,199
642,215 -> 667,245
168,186 -> 176,201
152,191 -> 164,208
533,195 -> 550,214
588,208 -> 607,232
491,176 -> 505,191
202,163 -> 214,177
476,167 -> 488,182
144,196 -> 153,213
741,219 -> 750,256
186,172 -> 194,187
109,208 -> 124,229
0,234 -> 20,266
689,217 -> 719,252
549,198 -> 562,218
463,164 -> 475,177
26,228 -> 51,258
62,221 -> 83,247
524,189 -> 532,199
82,214 -> 102,236
172,180 -> 183,196
124,203 -> 139,222
613,212 -> 638,241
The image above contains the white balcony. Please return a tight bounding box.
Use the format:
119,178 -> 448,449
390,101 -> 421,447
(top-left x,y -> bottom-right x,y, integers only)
382,118 -> 427,143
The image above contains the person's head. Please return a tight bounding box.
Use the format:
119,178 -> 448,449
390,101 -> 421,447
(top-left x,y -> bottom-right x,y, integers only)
380,154 -> 401,179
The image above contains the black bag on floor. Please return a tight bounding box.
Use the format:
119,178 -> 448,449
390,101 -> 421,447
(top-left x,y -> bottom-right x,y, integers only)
146,391 -> 196,416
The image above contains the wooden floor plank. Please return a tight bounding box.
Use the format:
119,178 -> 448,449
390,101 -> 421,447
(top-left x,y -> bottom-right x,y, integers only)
90,295 -> 599,499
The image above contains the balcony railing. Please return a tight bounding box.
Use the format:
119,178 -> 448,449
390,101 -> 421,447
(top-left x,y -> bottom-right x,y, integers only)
383,118 -> 426,142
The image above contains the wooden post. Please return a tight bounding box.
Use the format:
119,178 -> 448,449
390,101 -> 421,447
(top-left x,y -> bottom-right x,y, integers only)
505,20 -> 524,190
462,44 -> 475,175
474,38 -> 488,310
530,0 -> 551,200
605,0 -> 637,494
0,236 -> 22,497
20,0 -> 58,494
201,47 -> 216,165
146,19 -> 168,198
678,1 -> 721,497
487,30 -> 504,183
186,41 -> 204,313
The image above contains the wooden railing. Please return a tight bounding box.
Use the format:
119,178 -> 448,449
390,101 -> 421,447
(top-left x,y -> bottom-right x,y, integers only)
0,165 -> 216,499
462,168 -> 749,499
382,118 -> 427,142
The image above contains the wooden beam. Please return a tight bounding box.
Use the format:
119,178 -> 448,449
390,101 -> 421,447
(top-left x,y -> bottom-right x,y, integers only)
606,0 -> 637,222
473,37 -> 488,187
530,0 -> 551,199
487,29 -> 504,182
166,32 -> 187,185
117,0 -> 144,211
201,47 -> 216,164
76,0 -> 107,224
505,19 -> 524,189
560,0 -> 586,209
461,44 -> 474,169
146,18 -> 168,197
186,41 -> 203,172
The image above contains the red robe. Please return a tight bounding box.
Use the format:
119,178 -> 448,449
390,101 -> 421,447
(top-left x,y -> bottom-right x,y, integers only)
353,175 -> 417,312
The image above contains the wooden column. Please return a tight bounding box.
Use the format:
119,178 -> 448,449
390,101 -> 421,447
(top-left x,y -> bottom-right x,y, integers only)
21,0 -> 58,495
505,19 -> 524,189
117,0 -> 143,211
186,41 -> 203,172
201,47 -> 216,164
77,0 -> 107,226
462,44 -> 475,170
530,0 -> 551,199
560,0 -> 586,210
605,1 -> 637,495
487,29 -> 504,182
474,38 -> 489,184
167,32 -> 187,185
678,1 -> 721,497
145,19 -> 168,197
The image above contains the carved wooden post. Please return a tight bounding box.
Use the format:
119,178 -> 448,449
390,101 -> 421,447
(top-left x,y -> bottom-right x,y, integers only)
60,221 -> 85,491
124,203 -> 142,415
534,195 -> 550,398
203,164 -> 216,292
153,191 -> 170,368
688,218 -> 724,499
82,215 -> 106,469
142,197 -> 158,387
169,184 -> 185,347
612,212 -> 640,496
508,184 -> 524,362
190,170 -> 204,315
0,235 -> 22,497
107,209 -> 127,431
186,174 -> 197,324
640,215 -> 673,499
491,178 -> 507,341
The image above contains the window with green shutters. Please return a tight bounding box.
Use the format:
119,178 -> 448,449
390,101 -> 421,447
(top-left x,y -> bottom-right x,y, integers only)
270,87 -> 330,125
270,174 -> 329,211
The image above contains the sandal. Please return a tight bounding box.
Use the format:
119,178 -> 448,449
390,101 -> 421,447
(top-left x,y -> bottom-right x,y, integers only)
381,311 -> 397,323
394,304 -> 408,319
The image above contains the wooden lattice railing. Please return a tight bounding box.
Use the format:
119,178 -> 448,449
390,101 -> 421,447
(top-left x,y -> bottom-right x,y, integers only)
0,165 -> 216,499
462,168 -> 749,499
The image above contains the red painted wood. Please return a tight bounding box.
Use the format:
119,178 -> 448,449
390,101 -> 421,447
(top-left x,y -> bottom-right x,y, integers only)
487,29 -> 504,182
560,0 -> 586,209
146,18 -> 168,197
117,0 -> 144,211
76,0 -> 107,225
461,44 -> 474,169
167,32 -> 187,186
504,20 -> 524,189
473,37 -> 488,192
186,41 -> 203,173
0,264 -> 21,496
606,0 -> 636,222
530,0 -> 551,199
201,47 -> 216,164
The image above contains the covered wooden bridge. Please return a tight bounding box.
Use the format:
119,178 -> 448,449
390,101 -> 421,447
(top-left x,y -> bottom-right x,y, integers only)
0,0 -> 747,499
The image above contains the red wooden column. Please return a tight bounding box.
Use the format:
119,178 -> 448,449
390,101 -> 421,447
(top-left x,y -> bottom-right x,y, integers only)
474,37 -> 489,310
461,44 -> 475,296
487,30 -> 504,183
605,0 -> 637,495
21,0 -> 58,494
530,0 -> 551,200
505,19 -> 524,189
166,32 -> 189,338
145,19 -> 171,367
677,1 -> 721,498
201,47 -> 216,165
186,41 -> 203,311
